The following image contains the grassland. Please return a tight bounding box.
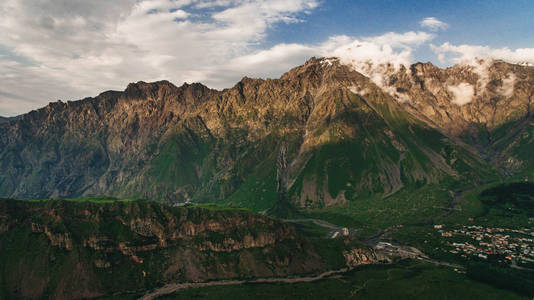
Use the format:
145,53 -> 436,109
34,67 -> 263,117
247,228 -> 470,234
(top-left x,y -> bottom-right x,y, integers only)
303,183 -> 454,239
439,180 -> 534,228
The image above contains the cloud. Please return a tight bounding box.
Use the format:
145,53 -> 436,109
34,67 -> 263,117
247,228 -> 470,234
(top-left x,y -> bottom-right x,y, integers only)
188,30 -> 434,94
419,17 -> 449,31
0,5 -> 435,116
0,0 -> 434,116
1,0 -> 532,116
429,43 -> 533,97
321,31 -> 433,67
187,43 -> 316,87
431,42 -> 534,65
0,0 -> 320,115
319,31 -> 434,102
499,73 -> 516,97
448,82 -> 474,105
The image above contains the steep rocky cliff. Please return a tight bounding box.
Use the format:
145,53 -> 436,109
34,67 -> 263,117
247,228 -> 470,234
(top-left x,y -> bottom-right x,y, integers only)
0,199 -> 376,299
1,57 -> 517,209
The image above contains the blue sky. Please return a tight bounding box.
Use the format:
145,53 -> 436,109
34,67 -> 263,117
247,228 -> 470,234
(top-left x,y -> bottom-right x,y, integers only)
267,0 -> 534,45
265,0 -> 534,63
0,0 -> 533,116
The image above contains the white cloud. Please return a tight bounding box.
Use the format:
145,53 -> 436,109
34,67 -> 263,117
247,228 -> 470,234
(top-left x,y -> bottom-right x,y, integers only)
321,32 -> 433,68
419,17 -> 449,31
186,43 -> 316,87
182,30 -> 434,93
430,43 -> 534,97
499,73 -> 516,97
431,42 -> 534,65
448,82 -> 474,106
318,31 -> 434,102
365,31 -> 434,48
0,0 -> 320,116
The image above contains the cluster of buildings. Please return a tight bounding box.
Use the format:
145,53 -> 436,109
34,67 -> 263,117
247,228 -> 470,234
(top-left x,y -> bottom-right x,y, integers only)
434,224 -> 534,264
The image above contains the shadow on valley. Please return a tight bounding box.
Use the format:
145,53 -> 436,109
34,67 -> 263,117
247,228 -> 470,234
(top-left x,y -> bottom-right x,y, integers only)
479,182 -> 534,216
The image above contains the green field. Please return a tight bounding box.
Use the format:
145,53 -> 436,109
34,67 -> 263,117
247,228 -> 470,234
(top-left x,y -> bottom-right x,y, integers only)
303,183 -> 454,239
446,181 -> 534,228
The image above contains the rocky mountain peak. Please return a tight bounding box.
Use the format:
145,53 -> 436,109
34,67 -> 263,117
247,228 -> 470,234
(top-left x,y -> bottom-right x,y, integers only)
282,57 -> 350,78
410,61 -> 439,74
124,80 -> 179,100
279,57 -> 375,94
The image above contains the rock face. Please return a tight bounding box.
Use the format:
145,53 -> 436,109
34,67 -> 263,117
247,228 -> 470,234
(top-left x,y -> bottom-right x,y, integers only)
0,199 -> 374,299
343,248 -> 388,267
0,57 -> 532,208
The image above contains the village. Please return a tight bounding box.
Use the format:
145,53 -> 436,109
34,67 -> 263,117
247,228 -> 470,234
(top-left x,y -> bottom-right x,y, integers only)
434,224 -> 534,266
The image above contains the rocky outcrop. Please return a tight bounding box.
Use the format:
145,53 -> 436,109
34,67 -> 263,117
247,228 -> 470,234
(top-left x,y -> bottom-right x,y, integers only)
343,248 -> 382,267
44,228 -> 73,250
199,232 -> 282,252
5,201 -> 296,255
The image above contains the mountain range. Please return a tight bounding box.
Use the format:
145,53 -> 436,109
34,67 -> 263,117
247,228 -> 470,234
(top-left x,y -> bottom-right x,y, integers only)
1,57 -> 533,212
